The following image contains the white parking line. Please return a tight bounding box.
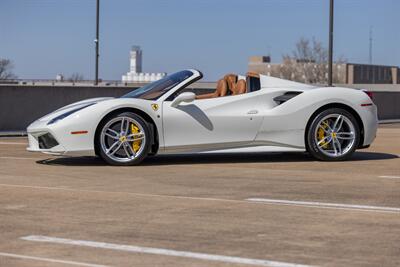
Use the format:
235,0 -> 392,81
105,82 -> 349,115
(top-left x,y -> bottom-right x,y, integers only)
379,175 -> 400,179
0,183 -> 244,203
21,235 -> 313,267
0,184 -> 399,214
246,198 -> 400,213
0,252 -> 109,267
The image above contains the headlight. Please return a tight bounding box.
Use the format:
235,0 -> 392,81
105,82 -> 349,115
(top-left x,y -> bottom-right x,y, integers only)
47,103 -> 94,125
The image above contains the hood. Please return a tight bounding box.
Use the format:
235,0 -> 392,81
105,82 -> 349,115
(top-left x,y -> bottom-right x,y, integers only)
38,97 -> 113,122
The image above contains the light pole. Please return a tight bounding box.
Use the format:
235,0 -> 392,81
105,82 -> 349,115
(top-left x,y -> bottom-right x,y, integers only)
94,0 -> 100,85
328,0 -> 334,86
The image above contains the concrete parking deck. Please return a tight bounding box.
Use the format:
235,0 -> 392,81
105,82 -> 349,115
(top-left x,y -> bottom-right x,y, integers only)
0,125 -> 399,267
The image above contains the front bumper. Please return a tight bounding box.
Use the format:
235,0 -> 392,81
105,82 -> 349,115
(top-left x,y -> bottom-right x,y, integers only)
27,131 -> 67,155
26,118 -> 95,156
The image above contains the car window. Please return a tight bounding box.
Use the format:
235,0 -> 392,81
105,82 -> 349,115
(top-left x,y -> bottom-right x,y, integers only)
121,70 -> 193,100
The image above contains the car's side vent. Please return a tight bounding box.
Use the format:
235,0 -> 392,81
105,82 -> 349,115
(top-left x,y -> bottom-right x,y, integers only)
273,92 -> 302,105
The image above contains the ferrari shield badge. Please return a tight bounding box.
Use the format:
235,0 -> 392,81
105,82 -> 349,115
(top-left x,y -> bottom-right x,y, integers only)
151,103 -> 159,111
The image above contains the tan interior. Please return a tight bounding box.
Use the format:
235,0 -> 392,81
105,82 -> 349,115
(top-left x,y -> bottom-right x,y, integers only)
195,78 -> 228,99
246,71 -> 260,78
195,72 -> 258,100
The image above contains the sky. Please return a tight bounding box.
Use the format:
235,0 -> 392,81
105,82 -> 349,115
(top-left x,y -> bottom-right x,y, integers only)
0,0 -> 399,81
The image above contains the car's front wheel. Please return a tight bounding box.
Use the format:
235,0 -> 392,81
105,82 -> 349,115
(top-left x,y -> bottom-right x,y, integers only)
307,108 -> 360,161
96,112 -> 150,166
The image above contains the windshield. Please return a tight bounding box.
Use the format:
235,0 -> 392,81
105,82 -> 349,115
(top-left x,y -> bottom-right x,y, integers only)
121,70 -> 193,100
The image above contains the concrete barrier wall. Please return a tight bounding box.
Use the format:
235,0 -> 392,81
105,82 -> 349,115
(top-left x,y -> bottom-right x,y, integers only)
0,84 -> 399,132
372,92 -> 400,120
0,85 -> 134,132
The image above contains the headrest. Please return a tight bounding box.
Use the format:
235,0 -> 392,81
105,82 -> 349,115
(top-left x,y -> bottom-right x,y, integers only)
246,72 -> 260,78
224,73 -> 238,82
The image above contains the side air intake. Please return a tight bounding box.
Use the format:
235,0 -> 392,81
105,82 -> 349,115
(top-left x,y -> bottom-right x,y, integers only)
273,92 -> 302,105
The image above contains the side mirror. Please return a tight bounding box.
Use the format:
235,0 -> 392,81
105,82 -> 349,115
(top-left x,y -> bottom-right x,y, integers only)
171,92 -> 196,107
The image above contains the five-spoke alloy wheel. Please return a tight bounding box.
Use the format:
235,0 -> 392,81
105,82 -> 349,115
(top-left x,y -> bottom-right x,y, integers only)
307,108 -> 360,161
96,112 -> 151,165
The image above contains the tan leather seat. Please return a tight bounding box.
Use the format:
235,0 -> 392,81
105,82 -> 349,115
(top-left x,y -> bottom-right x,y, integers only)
246,72 -> 260,78
195,78 -> 228,99
234,79 -> 247,95
195,73 -> 247,100
225,74 -> 246,95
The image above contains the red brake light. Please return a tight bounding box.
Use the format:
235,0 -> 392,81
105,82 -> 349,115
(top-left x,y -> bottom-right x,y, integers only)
362,90 -> 374,100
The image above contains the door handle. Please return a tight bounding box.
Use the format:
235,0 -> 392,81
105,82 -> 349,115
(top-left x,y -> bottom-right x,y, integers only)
247,110 -> 258,114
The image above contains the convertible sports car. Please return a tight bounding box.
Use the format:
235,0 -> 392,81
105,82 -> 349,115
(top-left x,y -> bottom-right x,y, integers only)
27,69 -> 378,165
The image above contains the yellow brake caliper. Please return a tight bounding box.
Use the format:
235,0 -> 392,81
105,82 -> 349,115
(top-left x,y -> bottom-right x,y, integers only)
130,123 -> 142,153
318,120 -> 329,149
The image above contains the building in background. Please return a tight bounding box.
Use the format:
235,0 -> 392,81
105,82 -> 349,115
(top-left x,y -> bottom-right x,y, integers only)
248,56 -> 399,84
122,46 -> 166,83
129,45 -> 142,74
346,63 -> 399,84
55,74 -> 64,82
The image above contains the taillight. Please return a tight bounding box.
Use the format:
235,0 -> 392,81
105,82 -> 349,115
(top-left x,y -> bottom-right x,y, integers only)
362,89 -> 374,100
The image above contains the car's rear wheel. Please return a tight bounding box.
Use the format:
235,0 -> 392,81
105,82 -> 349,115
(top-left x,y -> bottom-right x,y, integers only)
307,108 -> 360,161
96,112 -> 150,166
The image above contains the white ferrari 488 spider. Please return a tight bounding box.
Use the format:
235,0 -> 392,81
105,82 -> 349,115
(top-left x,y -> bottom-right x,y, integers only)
27,69 -> 378,165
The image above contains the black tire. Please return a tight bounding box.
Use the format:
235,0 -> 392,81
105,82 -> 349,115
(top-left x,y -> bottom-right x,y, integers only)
306,108 -> 360,161
95,112 -> 151,166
